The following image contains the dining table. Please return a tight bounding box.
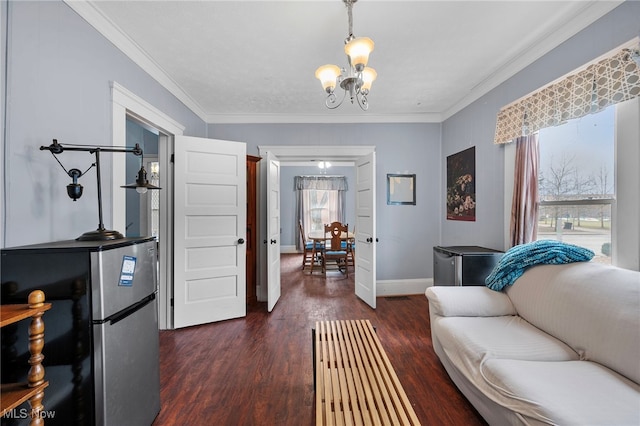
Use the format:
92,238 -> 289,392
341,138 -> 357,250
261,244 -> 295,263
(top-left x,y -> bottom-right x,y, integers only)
307,230 -> 355,274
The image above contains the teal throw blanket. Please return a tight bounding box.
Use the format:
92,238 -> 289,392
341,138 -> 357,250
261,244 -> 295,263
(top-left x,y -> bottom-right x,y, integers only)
485,240 -> 594,291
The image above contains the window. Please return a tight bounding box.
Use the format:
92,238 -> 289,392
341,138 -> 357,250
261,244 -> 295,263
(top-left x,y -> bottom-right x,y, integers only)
295,175 -> 347,247
537,105 -> 615,264
301,189 -> 341,237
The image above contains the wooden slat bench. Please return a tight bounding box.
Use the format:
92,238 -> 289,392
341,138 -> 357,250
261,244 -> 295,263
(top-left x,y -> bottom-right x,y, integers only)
313,319 -> 421,426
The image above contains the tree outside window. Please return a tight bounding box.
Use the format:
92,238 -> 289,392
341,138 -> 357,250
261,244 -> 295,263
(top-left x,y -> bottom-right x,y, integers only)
537,105 -> 615,264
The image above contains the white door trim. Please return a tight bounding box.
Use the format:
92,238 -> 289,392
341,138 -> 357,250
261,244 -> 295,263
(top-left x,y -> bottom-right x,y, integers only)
266,152 -> 281,312
110,81 -> 185,330
258,145 -> 375,162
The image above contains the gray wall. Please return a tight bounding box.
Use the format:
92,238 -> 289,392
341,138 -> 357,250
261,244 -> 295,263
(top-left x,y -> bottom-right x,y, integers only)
2,0 -> 206,246
207,123 -> 442,281
440,1 -> 640,251
2,0 -> 638,280
280,166 -> 357,249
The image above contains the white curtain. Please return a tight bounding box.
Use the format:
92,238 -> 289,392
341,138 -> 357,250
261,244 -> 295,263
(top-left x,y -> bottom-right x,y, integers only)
295,176 -> 347,250
510,134 -> 539,247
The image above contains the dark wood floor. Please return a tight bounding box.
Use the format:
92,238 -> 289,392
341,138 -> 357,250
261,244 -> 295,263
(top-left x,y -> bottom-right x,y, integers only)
153,254 -> 487,425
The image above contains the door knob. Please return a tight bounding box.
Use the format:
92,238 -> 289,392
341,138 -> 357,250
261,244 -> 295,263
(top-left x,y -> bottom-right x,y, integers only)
270,239 -> 277,244
366,237 -> 373,243
237,238 -> 245,244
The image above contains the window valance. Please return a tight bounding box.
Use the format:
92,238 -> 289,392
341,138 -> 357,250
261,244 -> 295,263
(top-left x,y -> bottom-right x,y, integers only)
294,175 -> 348,191
494,46 -> 640,144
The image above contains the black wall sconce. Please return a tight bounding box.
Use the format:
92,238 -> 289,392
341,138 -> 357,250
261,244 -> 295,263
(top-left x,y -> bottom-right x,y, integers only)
40,139 -> 161,241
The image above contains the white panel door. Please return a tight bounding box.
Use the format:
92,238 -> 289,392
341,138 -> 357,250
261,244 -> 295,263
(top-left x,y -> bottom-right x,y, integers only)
173,136 -> 246,328
266,152 -> 281,312
355,152 -> 376,308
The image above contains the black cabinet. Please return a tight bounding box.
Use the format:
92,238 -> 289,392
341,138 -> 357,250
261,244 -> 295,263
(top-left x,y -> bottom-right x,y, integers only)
433,246 -> 503,286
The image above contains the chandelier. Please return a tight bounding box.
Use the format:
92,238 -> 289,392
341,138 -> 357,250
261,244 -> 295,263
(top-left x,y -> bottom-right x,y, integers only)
315,0 -> 376,111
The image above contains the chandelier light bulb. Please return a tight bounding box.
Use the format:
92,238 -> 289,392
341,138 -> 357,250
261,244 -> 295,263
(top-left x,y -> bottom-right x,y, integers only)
345,37 -> 374,71
360,67 -> 377,93
315,64 -> 341,93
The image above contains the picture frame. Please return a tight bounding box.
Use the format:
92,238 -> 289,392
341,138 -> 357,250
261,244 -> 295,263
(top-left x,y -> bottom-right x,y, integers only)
387,174 -> 416,205
446,146 -> 476,221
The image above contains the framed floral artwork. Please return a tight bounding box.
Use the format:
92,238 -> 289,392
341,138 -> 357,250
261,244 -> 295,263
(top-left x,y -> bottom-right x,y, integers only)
446,147 -> 475,221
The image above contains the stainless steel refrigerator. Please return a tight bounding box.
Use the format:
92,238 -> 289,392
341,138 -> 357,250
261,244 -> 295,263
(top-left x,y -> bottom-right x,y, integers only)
433,245 -> 504,286
1,237 -> 160,426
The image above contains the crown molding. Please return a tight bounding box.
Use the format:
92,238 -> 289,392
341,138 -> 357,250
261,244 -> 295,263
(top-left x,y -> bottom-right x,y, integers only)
441,0 -> 624,121
65,0 -> 622,126
62,1 -> 442,125
64,0 -> 209,122
204,112 -> 442,124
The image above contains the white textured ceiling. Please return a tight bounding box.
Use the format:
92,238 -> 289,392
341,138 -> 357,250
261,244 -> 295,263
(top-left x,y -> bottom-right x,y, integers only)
70,1 -> 622,124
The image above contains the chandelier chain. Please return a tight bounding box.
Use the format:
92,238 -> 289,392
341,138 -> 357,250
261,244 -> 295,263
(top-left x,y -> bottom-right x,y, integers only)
346,0 -> 354,38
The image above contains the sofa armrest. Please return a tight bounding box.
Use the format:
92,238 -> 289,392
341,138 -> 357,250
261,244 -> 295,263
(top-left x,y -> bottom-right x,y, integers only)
425,286 -> 516,317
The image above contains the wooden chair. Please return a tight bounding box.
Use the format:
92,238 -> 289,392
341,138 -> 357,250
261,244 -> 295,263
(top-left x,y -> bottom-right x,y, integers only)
299,220 -> 323,271
341,227 -> 355,268
322,222 -> 349,277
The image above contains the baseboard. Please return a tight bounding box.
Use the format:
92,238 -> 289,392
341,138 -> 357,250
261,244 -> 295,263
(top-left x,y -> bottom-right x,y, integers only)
377,278 -> 434,297
270,251 -> 435,297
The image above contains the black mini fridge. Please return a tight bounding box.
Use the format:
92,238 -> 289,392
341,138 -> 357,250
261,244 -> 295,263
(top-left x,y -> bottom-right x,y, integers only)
1,237 -> 160,426
433,245 -> 504,286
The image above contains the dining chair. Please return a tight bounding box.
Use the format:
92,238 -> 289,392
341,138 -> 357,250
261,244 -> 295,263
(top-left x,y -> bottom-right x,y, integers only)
341,226 -> 355,268
322,221 -> 349,277
299,220 -> 323,271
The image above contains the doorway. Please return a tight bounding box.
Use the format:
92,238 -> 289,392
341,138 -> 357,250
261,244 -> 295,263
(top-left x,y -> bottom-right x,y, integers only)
111,81 -> 184,329
125,117 -> 159,238
257,145 -> 376,308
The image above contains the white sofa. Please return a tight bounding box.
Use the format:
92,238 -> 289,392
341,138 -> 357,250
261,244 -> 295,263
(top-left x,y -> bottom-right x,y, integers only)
425,262 -> 640,425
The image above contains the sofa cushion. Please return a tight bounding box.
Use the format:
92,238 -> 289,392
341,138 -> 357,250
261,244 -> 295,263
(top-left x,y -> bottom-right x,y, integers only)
481,359 -> 640,426
506,263 -> 640,384
426,286 -> 516,317
432,315 -> 579,402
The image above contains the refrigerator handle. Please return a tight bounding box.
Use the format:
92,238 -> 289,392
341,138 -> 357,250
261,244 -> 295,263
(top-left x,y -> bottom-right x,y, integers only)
95,293 -> 156,326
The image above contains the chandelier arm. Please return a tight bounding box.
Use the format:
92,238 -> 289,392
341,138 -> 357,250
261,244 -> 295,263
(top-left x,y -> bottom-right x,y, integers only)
355,91 -> 369,111
325,89 -> 347,110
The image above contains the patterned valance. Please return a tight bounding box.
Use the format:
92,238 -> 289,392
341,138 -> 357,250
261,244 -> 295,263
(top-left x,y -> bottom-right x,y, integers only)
294,175 -> 348,191
494,47 -> 640,144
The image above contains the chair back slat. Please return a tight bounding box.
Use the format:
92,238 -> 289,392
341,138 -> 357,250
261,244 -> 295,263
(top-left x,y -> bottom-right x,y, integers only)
325,221 -> 348,252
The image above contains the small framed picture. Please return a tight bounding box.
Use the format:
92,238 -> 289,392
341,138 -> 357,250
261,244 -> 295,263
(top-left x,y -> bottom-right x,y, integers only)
387,174 -> 416,205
